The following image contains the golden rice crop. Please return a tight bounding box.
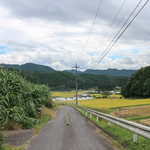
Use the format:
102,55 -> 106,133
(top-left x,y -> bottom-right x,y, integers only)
58,98 -> 150,108
78,98 -> 150,108
53,91 -> 150,108
52,90 -> 89,97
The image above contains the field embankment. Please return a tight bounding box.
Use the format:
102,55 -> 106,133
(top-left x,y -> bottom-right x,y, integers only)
111,105 -> 150,126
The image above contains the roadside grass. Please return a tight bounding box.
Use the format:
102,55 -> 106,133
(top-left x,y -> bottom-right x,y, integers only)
3,106 -> 58,150
33,107 -> 55,134
110,103 -> 150,110
126,116 -> 150,121
74,106 -> 150,150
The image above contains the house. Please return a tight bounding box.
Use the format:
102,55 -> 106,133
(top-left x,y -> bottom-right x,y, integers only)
80,93 -> 91,97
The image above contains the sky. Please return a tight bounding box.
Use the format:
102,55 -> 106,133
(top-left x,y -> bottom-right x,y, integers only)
0,0 -> 150,70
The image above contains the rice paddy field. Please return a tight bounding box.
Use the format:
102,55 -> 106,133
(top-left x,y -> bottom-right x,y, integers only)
52,91 -> 150,108
52,90 -> 89,98
77,98 -> 150,108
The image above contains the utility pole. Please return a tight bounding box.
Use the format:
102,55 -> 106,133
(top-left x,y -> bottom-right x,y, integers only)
73,63 -> 79,105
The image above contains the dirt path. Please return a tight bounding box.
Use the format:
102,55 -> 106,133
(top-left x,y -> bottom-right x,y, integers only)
4,129 -> 35,146
27,105 -> 113,150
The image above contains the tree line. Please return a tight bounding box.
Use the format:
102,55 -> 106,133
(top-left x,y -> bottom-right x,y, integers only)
14,69 -> 129,91
121,66 -> 150,98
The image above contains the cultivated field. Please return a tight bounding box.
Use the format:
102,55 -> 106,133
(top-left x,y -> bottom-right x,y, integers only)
77,98 -> 150,108
111,105 -> 150,126
111,105 -> 150,118
53,91 -> 150,108
52,90 -> 89,97
53,91 -> 150,126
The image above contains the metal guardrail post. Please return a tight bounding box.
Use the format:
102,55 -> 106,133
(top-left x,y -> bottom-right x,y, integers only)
72,104 -> 150,141
133,133 -> 137,143
96,116 -> 99,122
90,113 -> 92,118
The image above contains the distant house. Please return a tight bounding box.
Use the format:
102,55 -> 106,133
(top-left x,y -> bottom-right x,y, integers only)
114,86 -> 121,90
86,91 -> 98,94
80,93 -> 91,97
110,90 -> 120,95
75,93 -> 91,98
110,91 -> 115,95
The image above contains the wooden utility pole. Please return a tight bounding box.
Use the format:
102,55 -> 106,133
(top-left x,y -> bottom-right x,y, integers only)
73,63 -> 79,105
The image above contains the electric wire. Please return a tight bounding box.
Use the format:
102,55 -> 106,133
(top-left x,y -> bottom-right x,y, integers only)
82,0 -> 103,52
92,0 -> 143,69
96,0 -> 127,52
90,0 -> 148,72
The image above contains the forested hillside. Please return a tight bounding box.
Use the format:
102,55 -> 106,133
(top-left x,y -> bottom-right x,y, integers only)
1,63 -> 136,77
1,63 -> 129,91
16,69 -> 128,91
0,63 -> 55,72
84,69 -> 136,77
121,66 -> 150,98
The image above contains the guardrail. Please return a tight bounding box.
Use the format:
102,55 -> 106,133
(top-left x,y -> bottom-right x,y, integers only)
73,104 -> 150,142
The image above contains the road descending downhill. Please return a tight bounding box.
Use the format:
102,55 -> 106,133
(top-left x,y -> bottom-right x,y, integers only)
27,105 -> 114,150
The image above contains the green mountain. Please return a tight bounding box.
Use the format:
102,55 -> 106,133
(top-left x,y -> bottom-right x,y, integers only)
121,66 -> 150,98
0,63 -> 136,77
16,69 -> 129,91
0,63 -> 129,91
84,69 -> 136,77
63,69 -> 83,74
0,63 -> 55,72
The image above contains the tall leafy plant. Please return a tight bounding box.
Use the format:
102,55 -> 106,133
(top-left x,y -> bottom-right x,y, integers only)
0,68 -> 52,129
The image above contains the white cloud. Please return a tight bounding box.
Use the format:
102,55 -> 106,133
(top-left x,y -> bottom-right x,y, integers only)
0,0 -> 150,70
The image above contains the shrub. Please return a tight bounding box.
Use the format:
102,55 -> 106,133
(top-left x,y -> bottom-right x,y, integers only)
0,126 -> 4,150
0,68 -> 52,129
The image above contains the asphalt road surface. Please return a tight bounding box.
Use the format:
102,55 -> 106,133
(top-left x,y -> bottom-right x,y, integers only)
27,105 -> 114,150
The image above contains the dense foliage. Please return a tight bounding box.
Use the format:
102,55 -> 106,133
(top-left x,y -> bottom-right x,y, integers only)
0,68 -> 52,129
18,70 -> 129,91
1,63 -> 130,91
84,69 -> 136,77
0,126 -> 3,150
121,66 -> 150,98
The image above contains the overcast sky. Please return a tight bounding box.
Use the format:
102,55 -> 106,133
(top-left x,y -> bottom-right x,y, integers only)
0,0 -> 150,70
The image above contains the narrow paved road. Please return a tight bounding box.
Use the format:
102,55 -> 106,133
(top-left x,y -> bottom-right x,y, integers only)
27,106 -> 114,150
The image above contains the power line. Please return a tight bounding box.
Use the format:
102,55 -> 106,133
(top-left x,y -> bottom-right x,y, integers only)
90,0 -> 148,71
96,0 -> 127,51
92,0 -> 143,69
82,0 -> 103,52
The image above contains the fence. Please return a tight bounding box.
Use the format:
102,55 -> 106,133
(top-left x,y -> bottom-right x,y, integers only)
73,104 -> 150,142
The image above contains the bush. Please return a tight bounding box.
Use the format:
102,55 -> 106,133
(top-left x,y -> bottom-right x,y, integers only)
0,126 -> 3,150
0,68 -> 52,129
102,96 -> 107,98
45,100 -> 53,108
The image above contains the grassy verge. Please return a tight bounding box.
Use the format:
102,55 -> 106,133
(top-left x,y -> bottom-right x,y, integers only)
126,116 -> 150,121
3,105 -> 59,150
110,103 -> 150,110
73,106 -> 150,150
